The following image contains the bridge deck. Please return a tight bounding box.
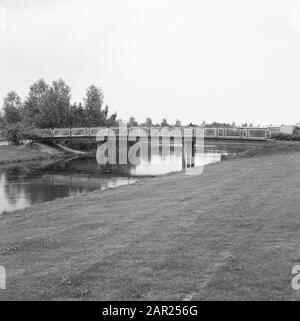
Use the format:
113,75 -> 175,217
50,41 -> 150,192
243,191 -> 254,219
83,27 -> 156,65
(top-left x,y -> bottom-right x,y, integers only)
38,127 -> 271,142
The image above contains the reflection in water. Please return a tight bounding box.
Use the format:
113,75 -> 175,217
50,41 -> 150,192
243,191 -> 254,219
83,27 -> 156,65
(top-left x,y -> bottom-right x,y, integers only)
0,161 -> 136,213
0,146 -> 226,213
130,152 -> 221,176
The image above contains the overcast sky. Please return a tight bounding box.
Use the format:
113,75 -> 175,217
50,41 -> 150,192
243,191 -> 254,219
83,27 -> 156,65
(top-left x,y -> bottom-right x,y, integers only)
0,0 -> 300,125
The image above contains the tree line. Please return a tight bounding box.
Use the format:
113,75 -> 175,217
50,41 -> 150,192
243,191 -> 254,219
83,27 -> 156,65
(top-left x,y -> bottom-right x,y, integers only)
0,79 -> 119,143
1,78 -> 246,130
126,117 -> 241,128
0,78 -> 118,128
0,78 -> 250,144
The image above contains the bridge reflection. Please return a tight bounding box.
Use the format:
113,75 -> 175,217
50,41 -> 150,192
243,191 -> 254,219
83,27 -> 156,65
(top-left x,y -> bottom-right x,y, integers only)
38,174 -> 134,190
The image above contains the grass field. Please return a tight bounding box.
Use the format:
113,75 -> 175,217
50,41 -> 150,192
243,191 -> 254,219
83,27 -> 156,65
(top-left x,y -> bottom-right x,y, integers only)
0,143 -> 83,164
0,142 -> 300,300
0,144 -> 60,164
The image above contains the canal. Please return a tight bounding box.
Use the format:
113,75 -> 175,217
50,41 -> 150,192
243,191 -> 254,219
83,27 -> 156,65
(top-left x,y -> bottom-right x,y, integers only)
0,141 -> 257,213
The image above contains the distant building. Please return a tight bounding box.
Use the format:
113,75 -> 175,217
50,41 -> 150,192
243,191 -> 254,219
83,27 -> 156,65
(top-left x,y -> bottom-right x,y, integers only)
279,125 -> 300,136
280,125 -> 295,135
269,126 -> 280,136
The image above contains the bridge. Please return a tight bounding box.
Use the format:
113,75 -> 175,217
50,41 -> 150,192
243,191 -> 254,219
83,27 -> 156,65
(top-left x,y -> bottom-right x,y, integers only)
37,127 -> 271,142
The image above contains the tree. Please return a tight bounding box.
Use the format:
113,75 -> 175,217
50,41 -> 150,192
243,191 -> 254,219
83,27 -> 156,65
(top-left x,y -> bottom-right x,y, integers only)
84,85 -> 105,126
102,105 -> 109,122
3,122 -> 24,144
36,79 -> 71,128
2,91 -> 23,124
2,80 -> 116,130
106,112 -> 118,127
3,122 -> 42,145
208,122 -> 231,128
161,118 -> 169,127
175,119 -> 181,127
144,117 -> 153,128
69,102 -> 85,127
22,79 -> 49,126
128,116 -> 138,127
0,112 -> 5,130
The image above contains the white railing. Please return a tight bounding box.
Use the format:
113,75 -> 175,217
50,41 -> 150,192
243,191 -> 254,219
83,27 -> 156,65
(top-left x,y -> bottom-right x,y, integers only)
38,127 -> 272,140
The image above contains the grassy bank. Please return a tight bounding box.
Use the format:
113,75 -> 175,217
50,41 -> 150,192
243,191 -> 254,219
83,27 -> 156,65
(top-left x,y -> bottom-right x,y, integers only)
222,140 -> 300,160
0,143 -> 300,300
0,143 -> 84,164
240,140 -> 300,157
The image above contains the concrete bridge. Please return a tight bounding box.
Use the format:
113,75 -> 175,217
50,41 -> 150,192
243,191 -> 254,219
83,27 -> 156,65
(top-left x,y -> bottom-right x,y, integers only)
35,127 -> 271,170
38,127 -> 271,143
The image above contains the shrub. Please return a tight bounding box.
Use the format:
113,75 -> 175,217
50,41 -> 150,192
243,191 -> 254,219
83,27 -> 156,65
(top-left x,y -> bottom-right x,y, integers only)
22,127 -> 43,142
272,133 -> 294,141
3,123 -> 24,144
3,123 -> 42,145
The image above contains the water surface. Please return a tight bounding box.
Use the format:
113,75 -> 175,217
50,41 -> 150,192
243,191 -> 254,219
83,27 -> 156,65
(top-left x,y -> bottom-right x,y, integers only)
0,143 -> 247,212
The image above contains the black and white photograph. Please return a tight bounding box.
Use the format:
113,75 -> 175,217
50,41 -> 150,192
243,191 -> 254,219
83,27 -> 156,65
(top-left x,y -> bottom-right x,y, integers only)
0,0 -> 300,309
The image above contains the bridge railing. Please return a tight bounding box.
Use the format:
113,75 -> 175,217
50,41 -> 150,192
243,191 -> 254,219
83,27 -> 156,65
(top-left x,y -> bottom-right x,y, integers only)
36,128 -> 53,137
70,128 -> 89,136
89,127 -> 104,136
248,128 -> 270,138
53,128 -> 70,137
224,128 -> 242,137
204,128 -> 217,137
38,127 -> 271,140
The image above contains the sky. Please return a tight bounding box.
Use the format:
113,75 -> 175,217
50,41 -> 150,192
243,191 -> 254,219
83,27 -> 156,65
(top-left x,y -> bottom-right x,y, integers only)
0,0 -> 300,126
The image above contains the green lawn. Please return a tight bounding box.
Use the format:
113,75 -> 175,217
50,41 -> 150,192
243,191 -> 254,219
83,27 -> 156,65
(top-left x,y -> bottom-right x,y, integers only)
0,143 -> 78,164
0,145 -> 53,164
0,145 -> 300,300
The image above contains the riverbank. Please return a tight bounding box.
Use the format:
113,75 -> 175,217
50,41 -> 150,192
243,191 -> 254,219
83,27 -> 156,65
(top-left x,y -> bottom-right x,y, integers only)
0,143 -> 85,164
222,140 -> 300,160
0,142 -> 300,300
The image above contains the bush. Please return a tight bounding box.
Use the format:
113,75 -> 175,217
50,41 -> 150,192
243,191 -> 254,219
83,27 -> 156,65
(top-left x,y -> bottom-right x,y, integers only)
272,133 -> 294,141
3,123 -> 42,145
23,127 -> 43,142
3,123 -> 24,144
